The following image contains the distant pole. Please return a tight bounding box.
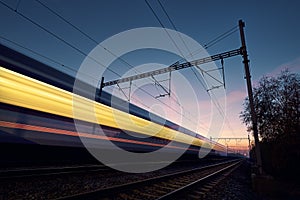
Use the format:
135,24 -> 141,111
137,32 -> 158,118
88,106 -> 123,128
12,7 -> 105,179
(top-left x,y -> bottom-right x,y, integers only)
99,77 -> 105,97
226,144 -> 228,156
248,134 -> 251,158
239,20 -> 263,174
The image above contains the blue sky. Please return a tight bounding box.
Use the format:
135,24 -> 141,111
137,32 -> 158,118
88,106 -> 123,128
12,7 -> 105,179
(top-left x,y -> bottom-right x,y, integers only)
1,0 -> 299,152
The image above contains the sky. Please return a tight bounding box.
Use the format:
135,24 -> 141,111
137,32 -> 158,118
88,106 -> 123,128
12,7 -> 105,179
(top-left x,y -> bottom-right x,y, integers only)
1,0 -> 299,154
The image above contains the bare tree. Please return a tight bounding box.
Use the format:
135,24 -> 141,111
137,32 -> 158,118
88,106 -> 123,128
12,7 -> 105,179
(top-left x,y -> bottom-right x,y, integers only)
240,70 -> 300,142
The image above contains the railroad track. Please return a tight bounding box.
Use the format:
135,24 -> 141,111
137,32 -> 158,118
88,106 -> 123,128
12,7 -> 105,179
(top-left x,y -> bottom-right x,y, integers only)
60,159 -> 242,200
0,158 -> 227,179
0,164 -> 108,179
157,160 -> 242,200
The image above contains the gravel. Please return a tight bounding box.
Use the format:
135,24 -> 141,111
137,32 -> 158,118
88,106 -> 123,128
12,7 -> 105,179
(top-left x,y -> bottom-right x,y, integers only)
0,159 -> 230,199
204,160 -> 262,200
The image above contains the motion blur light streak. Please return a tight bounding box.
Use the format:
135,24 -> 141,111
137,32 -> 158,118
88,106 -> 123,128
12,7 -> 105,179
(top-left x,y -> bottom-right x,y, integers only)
0,66 -> 225,151
0,120 -> 191,150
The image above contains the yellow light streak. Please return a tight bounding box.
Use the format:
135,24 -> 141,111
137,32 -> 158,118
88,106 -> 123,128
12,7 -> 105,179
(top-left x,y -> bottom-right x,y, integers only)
0,66 -> 224,151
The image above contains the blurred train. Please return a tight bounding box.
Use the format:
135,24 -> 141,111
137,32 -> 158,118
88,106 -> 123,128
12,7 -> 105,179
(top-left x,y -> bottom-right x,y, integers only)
0,44 -> 227,166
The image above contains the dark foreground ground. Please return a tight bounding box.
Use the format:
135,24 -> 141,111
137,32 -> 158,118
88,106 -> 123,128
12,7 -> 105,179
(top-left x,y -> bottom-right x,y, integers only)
205,160 -> 300,200
1,142 -> 299,200
204,160 -> 259,200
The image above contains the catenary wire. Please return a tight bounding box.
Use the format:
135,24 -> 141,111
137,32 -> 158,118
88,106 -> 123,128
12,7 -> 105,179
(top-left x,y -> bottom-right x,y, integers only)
0,0 -> 201,130
34,0 -> 190,123
35,0 -> 230,133
146,0 -> 211,131
0,36 -> 153,111
153,0 -> 237,135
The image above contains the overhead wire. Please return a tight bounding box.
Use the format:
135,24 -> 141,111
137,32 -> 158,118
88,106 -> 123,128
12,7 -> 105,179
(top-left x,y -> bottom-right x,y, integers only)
34,0 -> 137,74
14,0 -> 21,11
176,25 -> 239,63
2,0 -> 236,134
0,0 -> 198,129
35,0 -> 203,129
0,1 -> 114,75
0,36 -> 153,111
144,0 -> 185,58
33,0 -> 157,104
145,0 -> 198,127
0,36 -> 93,80
157,0 -> 208,100
34,0 -> 191,122
0,38 -> 156,112
157,0 -> 192,58
204,25 -> 239,49
147,0 -> 210,132
154,0 -> 237,135
0,1 -> 156,110
157,0 -> 210,131
141,4 -> 208,132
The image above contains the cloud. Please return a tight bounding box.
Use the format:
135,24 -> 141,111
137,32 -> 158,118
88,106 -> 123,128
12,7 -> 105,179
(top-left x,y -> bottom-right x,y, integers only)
252,57 -> 300,87
225,90 -> 247,105
131,85 -> 250,150
266,57 -> 300,77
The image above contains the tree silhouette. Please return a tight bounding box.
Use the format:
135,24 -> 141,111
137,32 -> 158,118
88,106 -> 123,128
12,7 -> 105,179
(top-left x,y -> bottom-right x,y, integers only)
240,70 -> 300,142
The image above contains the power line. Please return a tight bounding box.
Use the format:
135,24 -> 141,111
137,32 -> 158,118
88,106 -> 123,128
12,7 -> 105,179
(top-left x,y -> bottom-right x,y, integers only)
2,0 -> 229,133
0,35 -> 153,112
145,1 -> 237,135
146,1 -> 237,135
157,0 -> 191,57
14,0 -> 21,11
0,0 -> 197,128
144,0 -> 185,58
0,1 -> 118,77
0,38 -> 172,119
204,25 -> 239,49
143,0 -> 187,110
34,0 -> 158,85
176,25 -> 239,64
145,0 -> 208,130
157,0 -> 176,29
0,36 -> 95,80
0,33 -> 154,113
33,0 -> 139,75
151,0 -> 237,136
155,0 -> 225,132
38,0 -> 202,129
162,10 -> 236,135
144,0 -> 165,28
34,0 -> 194,125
